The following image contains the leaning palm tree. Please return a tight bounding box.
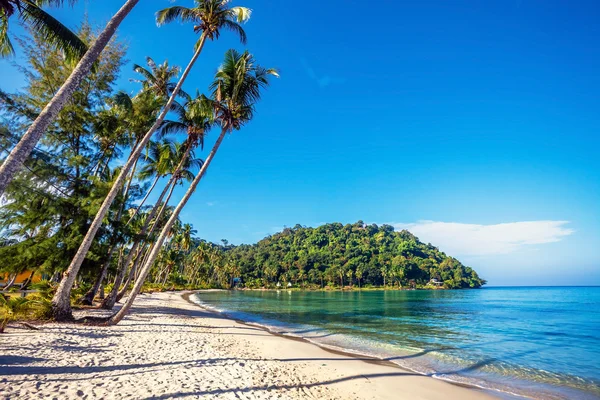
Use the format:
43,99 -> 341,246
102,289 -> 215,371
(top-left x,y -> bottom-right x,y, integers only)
51,0 -> 251,321
0,0 -> 139,196
128,94 -> 211,224
1,0 -> 86,59
109,49 -> 278,325
127,139 -> 177,224
102,142 -> 202,310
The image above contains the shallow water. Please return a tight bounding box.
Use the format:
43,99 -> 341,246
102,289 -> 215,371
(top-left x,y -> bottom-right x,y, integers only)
192,287 -> 600,399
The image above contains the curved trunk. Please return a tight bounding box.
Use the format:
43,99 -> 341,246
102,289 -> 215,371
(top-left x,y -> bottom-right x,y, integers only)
102,173 -> 173,309
51,34 -> 207,321
115,248 -> 143,302
20,271 -> 36,290
2,273 -> 18,292
98,281 -> 105,300
147,139 -> 193,232
80,248 -> 113,305
127,175 -> 160,226
109,127 -> 227,325
154,180 -> 176,225
80,156 -> 138,305
0,0 -> 140,197
100,248 -> 127,309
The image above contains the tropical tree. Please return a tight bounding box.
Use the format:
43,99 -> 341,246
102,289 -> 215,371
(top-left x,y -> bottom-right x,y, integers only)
0,0 -> 140,196
101,142 -> 201,310
132,56 -> 186,99
109,49 -> 277,325
128,139 -> 178,223
0,0 -> 86,59
51,0 -> 250,321
0,24 -> 126,293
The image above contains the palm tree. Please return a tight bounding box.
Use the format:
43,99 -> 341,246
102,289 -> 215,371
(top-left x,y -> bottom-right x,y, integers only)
132,56 -> 186,99
103,144 -> 202,309
51,0 -> 250,321
1,0 -> 86,59
127,140 -> 177,224
81,90 -> 164,305
136,92 -> 212,222
109,49 -> 277,325
0,0 -> 140,196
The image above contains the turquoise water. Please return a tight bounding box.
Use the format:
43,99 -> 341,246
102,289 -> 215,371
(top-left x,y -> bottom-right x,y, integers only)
193,287 -> 600,399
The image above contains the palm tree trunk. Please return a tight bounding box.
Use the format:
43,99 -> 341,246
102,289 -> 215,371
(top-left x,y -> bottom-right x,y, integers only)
101,248 -> 127,309
51,33 -> 208,321
0,0 -> 140,197
109,127 -> 226,325
115,248 -> 143,302
80,156 -> 138,305
80,247 -> 113,305
105,174 -> 173,310
155,180 -> 176,223
147,140 -> 193,231
20,271 -> 36,290
161,265 -> 172,286
127,175 -> 160,225
98,281 -> 105,299
2,273 -> 17,292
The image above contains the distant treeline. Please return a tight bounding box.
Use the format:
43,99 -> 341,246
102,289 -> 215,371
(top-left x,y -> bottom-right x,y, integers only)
222,221 -> 486,289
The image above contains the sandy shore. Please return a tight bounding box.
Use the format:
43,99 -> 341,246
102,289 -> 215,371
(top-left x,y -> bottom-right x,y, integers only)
0,292 -> 498,399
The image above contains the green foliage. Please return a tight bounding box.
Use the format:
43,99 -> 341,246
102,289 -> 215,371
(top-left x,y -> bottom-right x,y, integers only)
0,0 -> 87,61
0,293 -> 52,331
0,21 -> 128,279
222,222 -> 486,289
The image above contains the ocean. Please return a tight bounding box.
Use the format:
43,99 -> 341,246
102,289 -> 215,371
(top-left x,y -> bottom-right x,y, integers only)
191,287 -> 600,399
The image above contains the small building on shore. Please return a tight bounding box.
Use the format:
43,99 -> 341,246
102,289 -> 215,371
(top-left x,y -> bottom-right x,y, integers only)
0,271 -> 42,289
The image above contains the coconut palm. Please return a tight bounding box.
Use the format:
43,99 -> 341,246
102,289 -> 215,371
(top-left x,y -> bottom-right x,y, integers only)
176,223 -> 196,253
51,0 -> 250,321
127,140 -> 177,224
129,93 -> 211,224
0,0 -> 140,196
109,49 -> 277,325
80,91 -> 165,305
132,56 -> 187,99
0,0 -> 86,59
102,143 -> 202,309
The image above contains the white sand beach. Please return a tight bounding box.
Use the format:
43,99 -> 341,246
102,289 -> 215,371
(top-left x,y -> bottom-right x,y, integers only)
0,292 -> 497,399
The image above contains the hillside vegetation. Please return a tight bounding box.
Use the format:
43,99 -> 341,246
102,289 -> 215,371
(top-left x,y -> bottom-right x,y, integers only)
225,221 -> 486,289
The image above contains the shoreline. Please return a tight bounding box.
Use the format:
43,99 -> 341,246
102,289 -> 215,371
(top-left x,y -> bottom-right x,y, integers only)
186,290 -> 502,399
1,291 -> 499,399
182,291 -> 500,394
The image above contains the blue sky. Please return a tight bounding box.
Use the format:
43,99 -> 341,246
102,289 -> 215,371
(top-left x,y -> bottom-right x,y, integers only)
1,0 -> 599,285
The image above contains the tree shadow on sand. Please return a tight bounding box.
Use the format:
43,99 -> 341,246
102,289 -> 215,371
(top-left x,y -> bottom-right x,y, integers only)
143,372 -> 422,399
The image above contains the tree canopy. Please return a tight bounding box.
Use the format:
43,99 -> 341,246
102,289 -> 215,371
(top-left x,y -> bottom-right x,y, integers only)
210,222 -> 486,289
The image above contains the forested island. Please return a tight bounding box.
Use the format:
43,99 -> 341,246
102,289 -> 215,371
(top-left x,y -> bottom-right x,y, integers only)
219,222 -> 486,289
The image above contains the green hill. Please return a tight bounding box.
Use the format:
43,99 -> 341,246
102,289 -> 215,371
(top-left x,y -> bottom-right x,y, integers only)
225,221 -> 486,289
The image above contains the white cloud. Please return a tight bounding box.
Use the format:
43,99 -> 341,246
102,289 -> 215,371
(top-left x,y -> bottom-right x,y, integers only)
390,220 -> 575,256
206,201 -> 216,207
301,58 -> 346,88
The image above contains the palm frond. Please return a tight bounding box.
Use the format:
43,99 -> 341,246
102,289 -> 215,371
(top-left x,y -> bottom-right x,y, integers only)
220,19 -> 246,44
112,90 -> 134,112
145,55 -> 157,71
0,13 -> 14,57
34,0 -> 78,7
20,1 -> 87,64
156,6 -> 199,26
159,120 -> 187,137
229,6 -> 252,23
132,63 -> 155,85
